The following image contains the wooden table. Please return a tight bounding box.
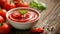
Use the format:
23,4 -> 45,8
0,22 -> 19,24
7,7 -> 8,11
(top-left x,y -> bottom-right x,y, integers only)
10,0 -> 60,34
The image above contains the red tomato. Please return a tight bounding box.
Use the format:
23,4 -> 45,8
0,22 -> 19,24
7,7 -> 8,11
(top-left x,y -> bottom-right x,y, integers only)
0,23 -> 11,34
30,28 -> 44,33
17,2 -> 28,7
13,0 -> 20,2
0,1 -> 1,6
3,2 -> 16,10
0,9 -> 7,19
0,16 -> 5,23
14,0 -> 29,7
0,0 -> 8,7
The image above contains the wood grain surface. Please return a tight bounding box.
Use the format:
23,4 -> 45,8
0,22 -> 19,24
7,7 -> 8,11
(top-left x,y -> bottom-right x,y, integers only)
33,0 -> 60,34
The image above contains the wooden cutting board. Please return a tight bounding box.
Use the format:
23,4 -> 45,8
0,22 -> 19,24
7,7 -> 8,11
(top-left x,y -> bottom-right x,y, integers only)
10,0 -> 60,34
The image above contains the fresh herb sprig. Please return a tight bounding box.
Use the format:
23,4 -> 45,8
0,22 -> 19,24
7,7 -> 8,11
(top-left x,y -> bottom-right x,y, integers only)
29,0 -> 46,10
19,10 -> 28,15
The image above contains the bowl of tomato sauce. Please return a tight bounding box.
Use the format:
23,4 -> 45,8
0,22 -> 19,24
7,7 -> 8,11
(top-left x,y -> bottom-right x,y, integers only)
6,7 -> 41,30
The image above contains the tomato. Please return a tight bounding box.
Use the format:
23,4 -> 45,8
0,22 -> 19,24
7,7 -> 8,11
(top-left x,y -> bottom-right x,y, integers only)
11,11 -> 21,19
0,16 -> 5,23
0,9 -> 7,19
0,0 -> 8,7
0,0 -> 6,5
0,1 -> 1,6
14,0 -> 29,7
13,0 -> 20,2
0,23 -> 11,34
30,28 -> 44,33
3,1 -> 16,10
17,2 -> 28,7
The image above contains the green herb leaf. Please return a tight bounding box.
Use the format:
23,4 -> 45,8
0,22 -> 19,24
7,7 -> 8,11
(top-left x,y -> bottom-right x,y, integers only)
19,10 -> 28,15
37,2 -> 46,10
29,0 -> 46,10
29,0 -> 38,8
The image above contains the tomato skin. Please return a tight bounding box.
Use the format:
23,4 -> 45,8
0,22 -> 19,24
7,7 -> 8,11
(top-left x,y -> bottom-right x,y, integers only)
0,0 -> 8,8
30,28 -> 44,33
0,0 -> 6,5
3,2 -> 16,10
0,1 -> 1,6
0,23 -> 11,34
0,16 -> 5,23
16,1 -> 29,7
0,9 -> 7,19
13,0 -> 29,7
13,0 -> 20,2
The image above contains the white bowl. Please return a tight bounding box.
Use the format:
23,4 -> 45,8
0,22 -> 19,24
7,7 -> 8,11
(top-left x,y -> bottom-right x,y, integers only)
6,7 -> 41,30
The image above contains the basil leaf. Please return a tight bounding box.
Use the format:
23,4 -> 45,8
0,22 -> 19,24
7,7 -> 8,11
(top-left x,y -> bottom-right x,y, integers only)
37,2 -> 46,10
29,0 -> 46,10
19,10 -> 28,15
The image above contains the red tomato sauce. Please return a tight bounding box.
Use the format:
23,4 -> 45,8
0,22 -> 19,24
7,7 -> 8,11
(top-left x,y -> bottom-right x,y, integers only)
8,10 -> 38,22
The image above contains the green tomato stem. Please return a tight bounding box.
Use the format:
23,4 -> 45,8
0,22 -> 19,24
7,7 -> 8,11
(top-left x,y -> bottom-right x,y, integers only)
0,23 -> 3,26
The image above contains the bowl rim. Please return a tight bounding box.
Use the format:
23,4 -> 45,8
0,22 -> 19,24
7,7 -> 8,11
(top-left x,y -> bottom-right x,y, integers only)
6,7 -> 41,24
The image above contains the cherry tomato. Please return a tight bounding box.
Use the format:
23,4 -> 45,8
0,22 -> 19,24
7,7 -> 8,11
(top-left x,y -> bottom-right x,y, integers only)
0,9 -> 7,19
0,16 -> 5,23
30,28 -> 44,33
3,1 -> 16,10
0,23 -> 11,34
14,0 -> 28,7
